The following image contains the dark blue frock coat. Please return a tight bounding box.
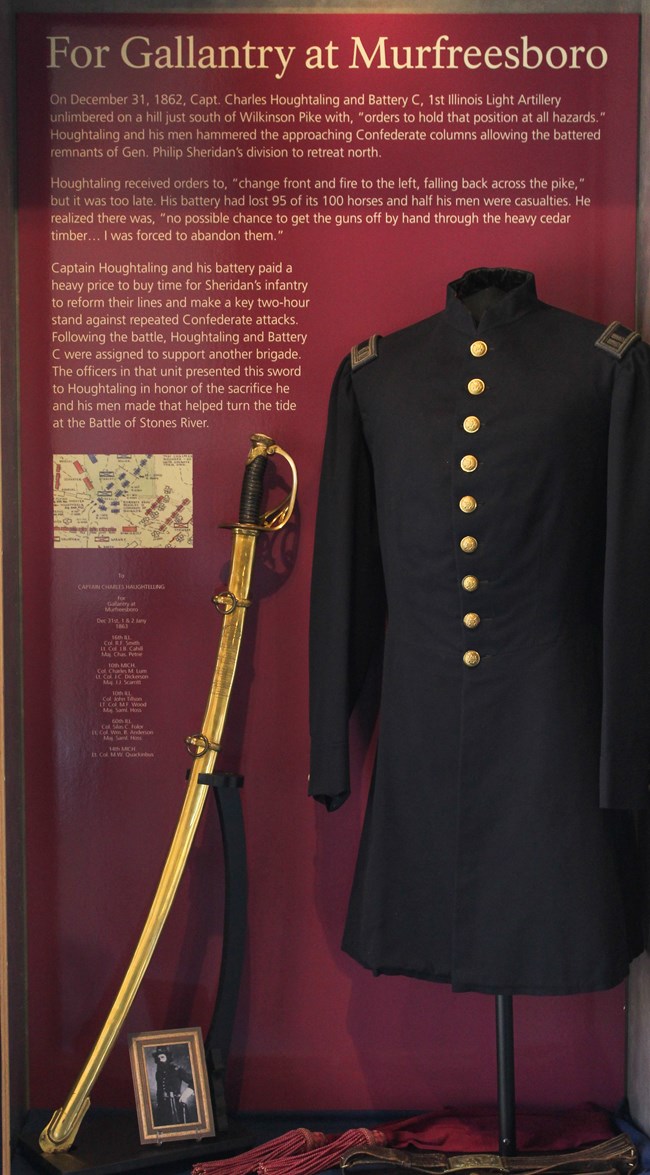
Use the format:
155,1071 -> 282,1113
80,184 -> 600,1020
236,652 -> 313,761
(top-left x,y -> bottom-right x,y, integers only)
309,268 -> 646,995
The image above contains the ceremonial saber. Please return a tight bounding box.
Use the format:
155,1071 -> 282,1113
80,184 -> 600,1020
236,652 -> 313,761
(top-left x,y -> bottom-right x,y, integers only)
40,433 -> 298,1154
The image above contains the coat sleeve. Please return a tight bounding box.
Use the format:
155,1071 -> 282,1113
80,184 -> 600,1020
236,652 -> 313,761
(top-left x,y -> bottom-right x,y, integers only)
600,339 -> 650,809
308,355 -> 386,811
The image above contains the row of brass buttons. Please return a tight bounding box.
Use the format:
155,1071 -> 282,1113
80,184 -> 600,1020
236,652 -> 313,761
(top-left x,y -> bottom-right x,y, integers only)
461,341 -> 488,667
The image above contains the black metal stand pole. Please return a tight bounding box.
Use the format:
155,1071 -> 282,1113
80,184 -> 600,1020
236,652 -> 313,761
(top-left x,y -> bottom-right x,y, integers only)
496,994 -> 516,1156
202,773 -> 249,1133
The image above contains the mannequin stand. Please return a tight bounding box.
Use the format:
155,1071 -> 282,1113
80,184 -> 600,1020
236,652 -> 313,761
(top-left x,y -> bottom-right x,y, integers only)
496,994 -> 516,1155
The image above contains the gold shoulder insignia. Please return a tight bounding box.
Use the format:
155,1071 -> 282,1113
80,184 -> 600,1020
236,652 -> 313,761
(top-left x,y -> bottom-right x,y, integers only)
595,321 -> 641,360
351,334 -> 381,371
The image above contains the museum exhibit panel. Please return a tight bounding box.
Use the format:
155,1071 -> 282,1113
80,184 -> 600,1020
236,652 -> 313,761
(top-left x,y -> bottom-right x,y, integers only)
4,5 -> 650,1175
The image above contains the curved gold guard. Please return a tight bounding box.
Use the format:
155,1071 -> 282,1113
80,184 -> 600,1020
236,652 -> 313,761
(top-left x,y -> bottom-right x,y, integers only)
259,444 -> 298,532
39,435 -> 297,1153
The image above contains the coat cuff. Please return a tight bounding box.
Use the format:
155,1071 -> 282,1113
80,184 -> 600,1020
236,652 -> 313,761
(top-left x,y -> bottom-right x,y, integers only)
308,740 -> 350,811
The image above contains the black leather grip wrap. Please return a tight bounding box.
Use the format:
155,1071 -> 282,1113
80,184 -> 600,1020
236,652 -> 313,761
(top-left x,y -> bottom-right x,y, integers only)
238,452 -> 268,525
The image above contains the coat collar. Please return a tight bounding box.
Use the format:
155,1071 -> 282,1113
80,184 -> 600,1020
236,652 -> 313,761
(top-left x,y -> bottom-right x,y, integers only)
446,267 -> 538,334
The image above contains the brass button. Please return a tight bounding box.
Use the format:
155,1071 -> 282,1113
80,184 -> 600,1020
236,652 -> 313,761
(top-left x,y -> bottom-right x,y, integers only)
462,575 -> 479,592
460,535 -> 478,554
467,378 -> 485,395
460,455 -> 478,473
459,495 -> 477,513
463,649 -> 481,667
470,340 -> 488,358
463,612 -> 481,628
463,415 -> 481,433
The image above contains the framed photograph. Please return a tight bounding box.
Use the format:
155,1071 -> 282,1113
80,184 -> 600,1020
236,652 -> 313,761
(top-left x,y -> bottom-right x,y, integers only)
128,1027 -> 215,1145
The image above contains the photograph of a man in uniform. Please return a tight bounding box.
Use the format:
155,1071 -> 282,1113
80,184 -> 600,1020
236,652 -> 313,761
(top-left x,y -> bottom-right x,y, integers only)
129,1027 -> 215,1144
147,1044 -> 198,1127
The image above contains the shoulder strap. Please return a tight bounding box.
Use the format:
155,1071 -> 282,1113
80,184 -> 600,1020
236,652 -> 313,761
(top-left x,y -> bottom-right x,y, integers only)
595,321 -> 641,360
351,334 -> 381,371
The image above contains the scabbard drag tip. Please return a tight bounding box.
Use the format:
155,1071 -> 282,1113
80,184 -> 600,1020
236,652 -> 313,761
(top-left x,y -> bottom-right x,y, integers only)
38,1098 -> 91,1153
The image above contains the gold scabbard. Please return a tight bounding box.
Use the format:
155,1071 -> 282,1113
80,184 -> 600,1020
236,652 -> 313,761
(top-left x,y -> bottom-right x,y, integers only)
40,435 -> 297,1154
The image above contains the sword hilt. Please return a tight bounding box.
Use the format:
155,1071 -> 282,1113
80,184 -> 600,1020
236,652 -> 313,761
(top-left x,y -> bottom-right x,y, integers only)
239,434 -> 272,525
232,433 -> 298,532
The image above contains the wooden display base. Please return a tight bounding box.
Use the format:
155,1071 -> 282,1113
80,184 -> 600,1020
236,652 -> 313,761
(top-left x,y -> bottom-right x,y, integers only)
16,782 -> 251,1175
18,1108 -> 251,1175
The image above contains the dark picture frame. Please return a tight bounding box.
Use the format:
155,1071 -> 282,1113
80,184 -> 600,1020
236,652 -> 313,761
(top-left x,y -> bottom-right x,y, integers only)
128,1027 -> 215,1146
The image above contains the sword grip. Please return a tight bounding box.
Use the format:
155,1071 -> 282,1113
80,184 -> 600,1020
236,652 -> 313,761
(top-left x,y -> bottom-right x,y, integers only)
239,434 -> 272,526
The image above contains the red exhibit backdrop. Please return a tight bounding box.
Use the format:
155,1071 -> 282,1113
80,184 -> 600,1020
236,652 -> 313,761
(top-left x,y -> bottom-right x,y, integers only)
16,12 -> 640,1117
